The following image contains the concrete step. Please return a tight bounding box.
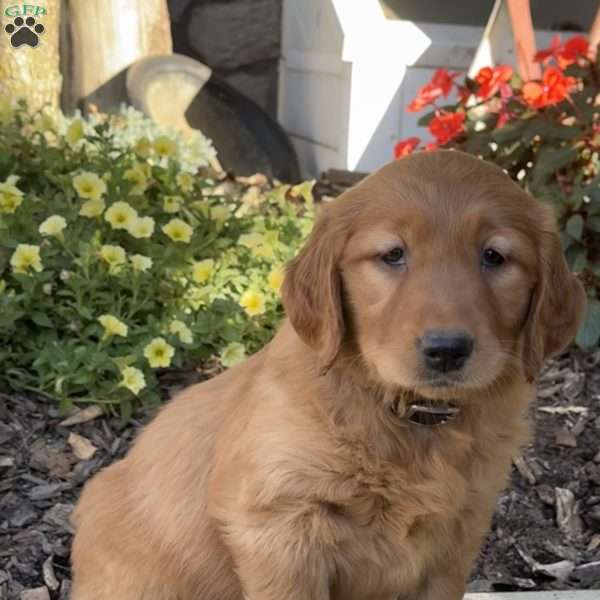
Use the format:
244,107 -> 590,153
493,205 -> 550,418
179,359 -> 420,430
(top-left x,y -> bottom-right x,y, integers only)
466,593 -> 599,599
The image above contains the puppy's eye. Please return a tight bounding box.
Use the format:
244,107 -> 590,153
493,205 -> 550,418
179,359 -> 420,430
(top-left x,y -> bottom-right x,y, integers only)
382,247 -> 406,267
481,248 -> 505,268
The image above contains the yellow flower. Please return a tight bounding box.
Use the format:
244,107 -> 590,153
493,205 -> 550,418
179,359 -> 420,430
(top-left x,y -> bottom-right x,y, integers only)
254,243 -> 275,259
169,320 -> 193,344
39,215 -> 67,237
119,366 -> 146,395
220,342 -> 246,368
35,111 -> 56,131
290,180 -> 316,206
73,172 -> 107,201
192,258 -> 214,284
65,119 -> 84,145
127,216 -> 155,239
100,245 -> 126,270
134,137 -> 152,157
210,205 -> 231,222
153,136 -> 177,158
124,164 -> 150,195
239,233 -> 264,249
79,198 -> 105,217
176,171 -> 194,192
10,244 -> 42,274
105,201 -> 138,230
0,176 -> 24,214
98,314 -> 128,338
162,218 -> 193,243
267,268 -> 284,293
239,290 -> 266,316
0,96 -> 12,124
144,337 -> 175,368
163,195 -> 182,213
130,254 -> 153,272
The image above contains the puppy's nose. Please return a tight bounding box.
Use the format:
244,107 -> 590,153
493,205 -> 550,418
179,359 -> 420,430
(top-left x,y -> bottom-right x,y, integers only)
420,330 -> 473,373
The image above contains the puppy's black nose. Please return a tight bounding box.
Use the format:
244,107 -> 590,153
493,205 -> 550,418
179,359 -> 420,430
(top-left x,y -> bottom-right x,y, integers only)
421,330 -> 473,373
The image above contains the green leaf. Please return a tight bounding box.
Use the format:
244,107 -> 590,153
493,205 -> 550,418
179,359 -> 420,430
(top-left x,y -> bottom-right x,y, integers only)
572,249 -> 587,273
566,214 -> 584,241
491,119 -> 528,144
30,312 -> 54,328
119,397 -> 133,424
417,111 -> 436,127
576,298 -> 600,349
530,146 -> 578,190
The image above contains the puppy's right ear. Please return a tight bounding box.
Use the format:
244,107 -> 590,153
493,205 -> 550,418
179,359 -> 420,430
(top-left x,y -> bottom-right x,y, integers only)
281,210 -> 345,373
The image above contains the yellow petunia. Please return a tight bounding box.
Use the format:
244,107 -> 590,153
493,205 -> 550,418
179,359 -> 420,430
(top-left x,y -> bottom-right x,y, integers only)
163,195 -> 182,213
10,244 -> 43,274
39,215 -> 67,238
169,320 -> 193,344
130,254 -> 153,272
100,244 -> 126,271
162,218 -> 193,243
176,171 -> 194,192
267,268 -> 284,293
65,119 -> 84,145
153,136 -> 177,158
73,172 -> 107,201
210,205 -> 231,222
119,366 -> 146,395
98,314 -> 128,339
0,176 -> 24,214
238,233 -> 264,249
105,201 -> 138,230
127,216 -> 155,239
79,198 -> 106,218
220,342 -> 246,368
134,137 -> 151,157
239,290 -> 266,316
144,337 -> 175,368
192,258 -> 214,284
0,96 -> 12,124
124,164 -> 150,195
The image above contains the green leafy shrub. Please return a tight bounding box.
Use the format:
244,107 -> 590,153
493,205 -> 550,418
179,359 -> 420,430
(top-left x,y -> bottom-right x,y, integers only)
0,101 -> 314,416
395,35 -> 600,348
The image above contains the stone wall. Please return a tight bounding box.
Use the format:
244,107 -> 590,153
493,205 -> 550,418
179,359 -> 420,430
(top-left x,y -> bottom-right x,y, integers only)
167,0 -> 282,117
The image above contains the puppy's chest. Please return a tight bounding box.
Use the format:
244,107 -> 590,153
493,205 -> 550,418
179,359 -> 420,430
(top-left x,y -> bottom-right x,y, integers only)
321,442 -> 484,596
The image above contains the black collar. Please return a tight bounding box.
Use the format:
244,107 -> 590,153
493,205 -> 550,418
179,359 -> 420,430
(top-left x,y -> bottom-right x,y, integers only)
390,399 -> 461,427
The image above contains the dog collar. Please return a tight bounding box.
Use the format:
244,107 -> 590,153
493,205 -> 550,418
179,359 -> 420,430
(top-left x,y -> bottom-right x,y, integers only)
390,400 -> 461,427
405,403 -> 460,426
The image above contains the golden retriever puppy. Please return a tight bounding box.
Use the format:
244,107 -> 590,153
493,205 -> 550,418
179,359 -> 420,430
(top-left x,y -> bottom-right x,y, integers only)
71,150 -> 586,600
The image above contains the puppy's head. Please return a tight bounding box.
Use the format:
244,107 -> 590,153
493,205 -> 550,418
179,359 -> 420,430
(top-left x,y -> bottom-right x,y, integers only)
282,151 -> 586,400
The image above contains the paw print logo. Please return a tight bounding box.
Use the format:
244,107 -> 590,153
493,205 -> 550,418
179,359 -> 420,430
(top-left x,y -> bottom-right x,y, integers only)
4,16 -> 45,48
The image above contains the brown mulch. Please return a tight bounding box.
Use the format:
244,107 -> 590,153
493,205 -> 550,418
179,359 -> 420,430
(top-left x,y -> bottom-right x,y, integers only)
0,350 -> 599,598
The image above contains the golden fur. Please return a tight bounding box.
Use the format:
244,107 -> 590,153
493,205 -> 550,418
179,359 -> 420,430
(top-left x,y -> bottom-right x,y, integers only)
71,151 -> 586,600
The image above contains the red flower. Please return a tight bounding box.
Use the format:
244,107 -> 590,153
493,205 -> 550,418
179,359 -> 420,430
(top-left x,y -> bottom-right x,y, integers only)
407,68 -> 460,112
534,35 -> 562,64
475,66 -> 513,99
522,67 -> 577,109
428,111 -> 465,145
534,35 -> 589,68
394,137 -> 420,158
561,35 -> 589,65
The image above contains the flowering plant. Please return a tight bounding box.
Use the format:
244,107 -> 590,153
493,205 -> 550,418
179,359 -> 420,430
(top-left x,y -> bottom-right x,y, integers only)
395,35 -> 600,348
0,101 -> 314,417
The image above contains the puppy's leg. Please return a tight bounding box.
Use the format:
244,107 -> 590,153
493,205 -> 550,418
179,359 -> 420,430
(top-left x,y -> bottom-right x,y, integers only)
222,512 -> 334,600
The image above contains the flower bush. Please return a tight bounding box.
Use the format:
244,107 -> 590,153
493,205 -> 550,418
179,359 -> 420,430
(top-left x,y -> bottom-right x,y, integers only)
0,101 -> 315,417
395,35 -> 600,348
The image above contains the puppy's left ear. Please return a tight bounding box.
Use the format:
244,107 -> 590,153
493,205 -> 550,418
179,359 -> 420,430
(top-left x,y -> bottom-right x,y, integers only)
281,209 -> 345,373
522,218 -> 587,382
